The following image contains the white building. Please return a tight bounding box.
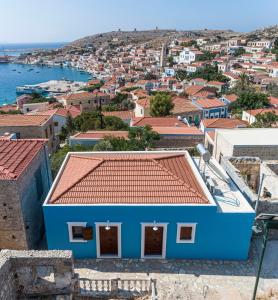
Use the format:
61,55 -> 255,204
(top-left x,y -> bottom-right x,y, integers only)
176,48 -> 203,65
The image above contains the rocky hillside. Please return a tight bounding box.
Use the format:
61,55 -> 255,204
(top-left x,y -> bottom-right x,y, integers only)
244,25 -> 278,40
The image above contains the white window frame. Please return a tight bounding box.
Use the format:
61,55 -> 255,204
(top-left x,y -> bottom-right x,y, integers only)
141,222 -> 168,259
67,222 -> 87,243
95,222 -> 122,259
176,223 -> 197,244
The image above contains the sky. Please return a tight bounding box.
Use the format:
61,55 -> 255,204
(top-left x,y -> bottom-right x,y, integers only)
0,0 -> 278,43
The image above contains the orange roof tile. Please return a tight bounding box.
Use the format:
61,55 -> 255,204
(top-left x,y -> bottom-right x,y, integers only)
195,98 -> 226,109
49,153 -> 209,205
73,131 -> 129,139
152,126 -> 203,135
0,139 -> 46,179
0,115 -> 50,127
223,94 -> 238,103
103,110 -> 133,120
172,97 -> 201,114
132,117 -> 188,127
246,108 -> 278,117
202,118 -> 247,129
269,96 -> 278,106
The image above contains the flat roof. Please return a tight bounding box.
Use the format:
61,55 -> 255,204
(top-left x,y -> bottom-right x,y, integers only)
216,128 -> 278,146
195,157 -> 254,213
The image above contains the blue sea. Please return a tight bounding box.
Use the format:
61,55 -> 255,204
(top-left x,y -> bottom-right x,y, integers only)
0,42 -> 67,56
0,43 -> 91,105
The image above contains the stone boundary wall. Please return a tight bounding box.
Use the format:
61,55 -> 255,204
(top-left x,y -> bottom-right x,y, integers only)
221,157 -> 278,239
0,250 -> 77,299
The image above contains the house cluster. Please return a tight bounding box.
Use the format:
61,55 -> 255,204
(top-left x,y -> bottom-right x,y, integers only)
0,33 -> 278,261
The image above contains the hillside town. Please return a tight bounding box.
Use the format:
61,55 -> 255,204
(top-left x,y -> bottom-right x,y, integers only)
0,27 -> 278,300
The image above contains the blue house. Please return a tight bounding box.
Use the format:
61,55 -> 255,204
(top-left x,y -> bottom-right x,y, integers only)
192,98 -> 228,119
43,151 -> 254,260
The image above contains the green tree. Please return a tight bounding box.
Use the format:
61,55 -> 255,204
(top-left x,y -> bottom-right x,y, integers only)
176,70 -> 188,81
187,65 -> 229,82
93,140 -> 114,151
150,93 -> 174,116
230,92 -> 269,111
128,125 -> 160,149
251,112 -> 278,128
167,56 -> 174,67
267,83 -> 278,97
232,73 -> 254,94
197,51 -> 216,61
65,114 -> 75,135
233,48 -> 246,57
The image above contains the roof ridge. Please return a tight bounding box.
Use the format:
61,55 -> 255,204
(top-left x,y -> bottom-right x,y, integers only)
153,157 -> 208,202
51,157 -> 104,203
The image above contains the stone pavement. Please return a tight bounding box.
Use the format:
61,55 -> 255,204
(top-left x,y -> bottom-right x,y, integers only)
75,239 -> 278,300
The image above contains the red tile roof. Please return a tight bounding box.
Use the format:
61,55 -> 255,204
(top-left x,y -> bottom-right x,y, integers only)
195,98 -> 226,109
0,115 -> 50,127
246,108 -> 278,117
202,118 -> 247,129
269,96 -> 278,106
132,117 -> 188,127
185,85 -> 204,96
49,153 -> 209,205
152,126 -> 203,135
223,94 -> 238,103
103,110 -> 133,120
73,131 -> 129,140
172,97 -> 201,114
0,139 -> 46,179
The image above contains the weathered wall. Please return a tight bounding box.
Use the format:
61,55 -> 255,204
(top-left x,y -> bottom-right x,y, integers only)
0,146 -> 52,250
0,250 -> 76,299
154,134 -> 204,148
0,180 -> 28,249
233,145 -> 278,160
17,146 -> 52,249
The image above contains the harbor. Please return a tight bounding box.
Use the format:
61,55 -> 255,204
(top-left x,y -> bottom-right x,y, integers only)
16,79 -> 87,96
0,63 -> 91,104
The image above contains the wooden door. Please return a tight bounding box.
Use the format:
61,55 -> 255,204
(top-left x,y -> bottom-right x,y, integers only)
99,226 -> 118,256
144,226 -> 163,256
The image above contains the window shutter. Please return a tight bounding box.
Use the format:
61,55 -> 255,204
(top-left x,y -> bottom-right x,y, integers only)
82,226 -> 93,240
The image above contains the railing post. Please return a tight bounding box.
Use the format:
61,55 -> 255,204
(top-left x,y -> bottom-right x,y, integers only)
111,279 -> 119,295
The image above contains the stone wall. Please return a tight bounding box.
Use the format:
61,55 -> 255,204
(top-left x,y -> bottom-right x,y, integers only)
0,250 -> 77,299
0,146 -> 52,250
154,135 -> 204,148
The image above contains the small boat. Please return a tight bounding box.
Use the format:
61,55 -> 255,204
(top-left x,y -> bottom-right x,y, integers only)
18,71 -> 21,73
28,68 -> 34,71
36,71 -> 40,73
12,69 -> 16,71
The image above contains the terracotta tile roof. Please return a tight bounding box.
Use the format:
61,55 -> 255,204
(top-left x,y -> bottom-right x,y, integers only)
206,131 -> 215,141
152,126 -> 203,135
185,85 -> 204,96
73,131 -> 129,140
63,92 -> 94,101
136,97 -> 151,108
132,117 -> 188,127
49,153 -> 209,205
0,115 -> 50,127
208,81 -> 225,86
195,98 -> 226,109
0,139 -> 46,180
246,108 -> 278,117
202,118 -> 247,129
172,97 -> 201,114
0,105 -> 18,112
103,110 -> 133,120
269,96 -> 278,106
223,94 -> 238,103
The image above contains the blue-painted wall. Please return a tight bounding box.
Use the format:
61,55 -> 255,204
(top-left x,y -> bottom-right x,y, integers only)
44,204 -> 254,260
69,138 -> 98,147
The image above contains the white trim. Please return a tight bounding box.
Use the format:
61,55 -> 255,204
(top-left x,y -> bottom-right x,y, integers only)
176,223 -> 197,244
67,222 -> 87,243
95,222 -> 122,259
141,223 -> 168,259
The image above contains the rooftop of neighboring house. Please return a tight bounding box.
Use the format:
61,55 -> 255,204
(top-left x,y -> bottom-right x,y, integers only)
190,78 -> 207,84
269,96 -> 278,107
103,110 -> 133,120
0,139 -> 46,180
222,94 -> 238,103
0,105 -> 18,113
172,97 -> 201,114
45,152 -> 212,205
60,91 -> 94,101
185,85 -> 204,96
206,131 -> 215,141
245,108 -> 278,117
215,128 -> 278,146
136,97 -> 151,108
0,114 -> 51,127
207,81 -> 225,86
33,106 -> 81,119
194,98 -> 226,109
152,126 -> 203,135
132,117 -> 188,127
71,131 -> 129,140
202,118 -> 248,129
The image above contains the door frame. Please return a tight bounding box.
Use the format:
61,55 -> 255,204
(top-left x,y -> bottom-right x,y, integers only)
95,222 -> 122,259
141,222 -> 168,259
